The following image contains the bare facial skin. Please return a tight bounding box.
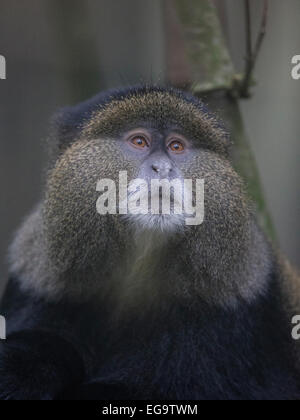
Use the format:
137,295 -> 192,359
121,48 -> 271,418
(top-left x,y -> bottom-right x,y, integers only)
117,127 -> 196,232
120,126 -> 193,179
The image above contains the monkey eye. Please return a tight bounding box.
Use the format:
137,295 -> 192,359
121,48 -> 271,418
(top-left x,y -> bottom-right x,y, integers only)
168,140 -> 185,153
130,135 -> 149,149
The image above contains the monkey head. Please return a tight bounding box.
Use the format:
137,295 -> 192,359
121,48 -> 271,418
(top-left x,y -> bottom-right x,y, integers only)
11,87 -> 269,306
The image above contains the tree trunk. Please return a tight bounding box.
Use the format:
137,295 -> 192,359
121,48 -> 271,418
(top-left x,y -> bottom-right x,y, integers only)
164,0 -> 275,240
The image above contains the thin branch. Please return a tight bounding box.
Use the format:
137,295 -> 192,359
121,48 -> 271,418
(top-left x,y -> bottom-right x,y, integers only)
240,0 -> 269,98
253,0 -> 269,63
245,0 -> 253,59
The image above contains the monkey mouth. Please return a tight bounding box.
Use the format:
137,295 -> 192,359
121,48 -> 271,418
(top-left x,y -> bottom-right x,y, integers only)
122,210 -> 186,233
124,189 -> 182,214
114,195 -> 202,231
115,180 -> 203,229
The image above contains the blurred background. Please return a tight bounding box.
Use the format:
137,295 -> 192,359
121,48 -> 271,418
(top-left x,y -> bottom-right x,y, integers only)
0,0 -> 299,294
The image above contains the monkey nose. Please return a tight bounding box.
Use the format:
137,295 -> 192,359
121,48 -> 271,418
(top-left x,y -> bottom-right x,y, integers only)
151,164 -> 160,173
151,162 -> 173,178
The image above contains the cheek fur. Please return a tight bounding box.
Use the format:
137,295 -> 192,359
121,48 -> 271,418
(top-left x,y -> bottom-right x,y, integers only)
179,151 -> 249,233
43,139 -> 138,271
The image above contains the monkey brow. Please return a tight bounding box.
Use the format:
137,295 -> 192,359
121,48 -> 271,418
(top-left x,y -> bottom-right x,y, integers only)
80,92 -> 230,155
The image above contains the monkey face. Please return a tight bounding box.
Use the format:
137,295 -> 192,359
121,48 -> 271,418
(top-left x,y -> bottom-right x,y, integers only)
116,126 -> 196,232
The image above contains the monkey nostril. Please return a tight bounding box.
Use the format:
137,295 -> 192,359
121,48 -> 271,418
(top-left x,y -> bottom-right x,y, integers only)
151,162 -> 173,177
152,164 -> 160,173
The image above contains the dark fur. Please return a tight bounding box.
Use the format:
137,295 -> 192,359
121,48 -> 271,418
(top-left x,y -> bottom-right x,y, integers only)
1,86 -> 299,400
1,267 -> 299,400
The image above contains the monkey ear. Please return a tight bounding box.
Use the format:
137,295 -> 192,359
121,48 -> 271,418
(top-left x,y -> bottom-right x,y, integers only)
49,89 -> 120,154
50,105 -> 88,154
